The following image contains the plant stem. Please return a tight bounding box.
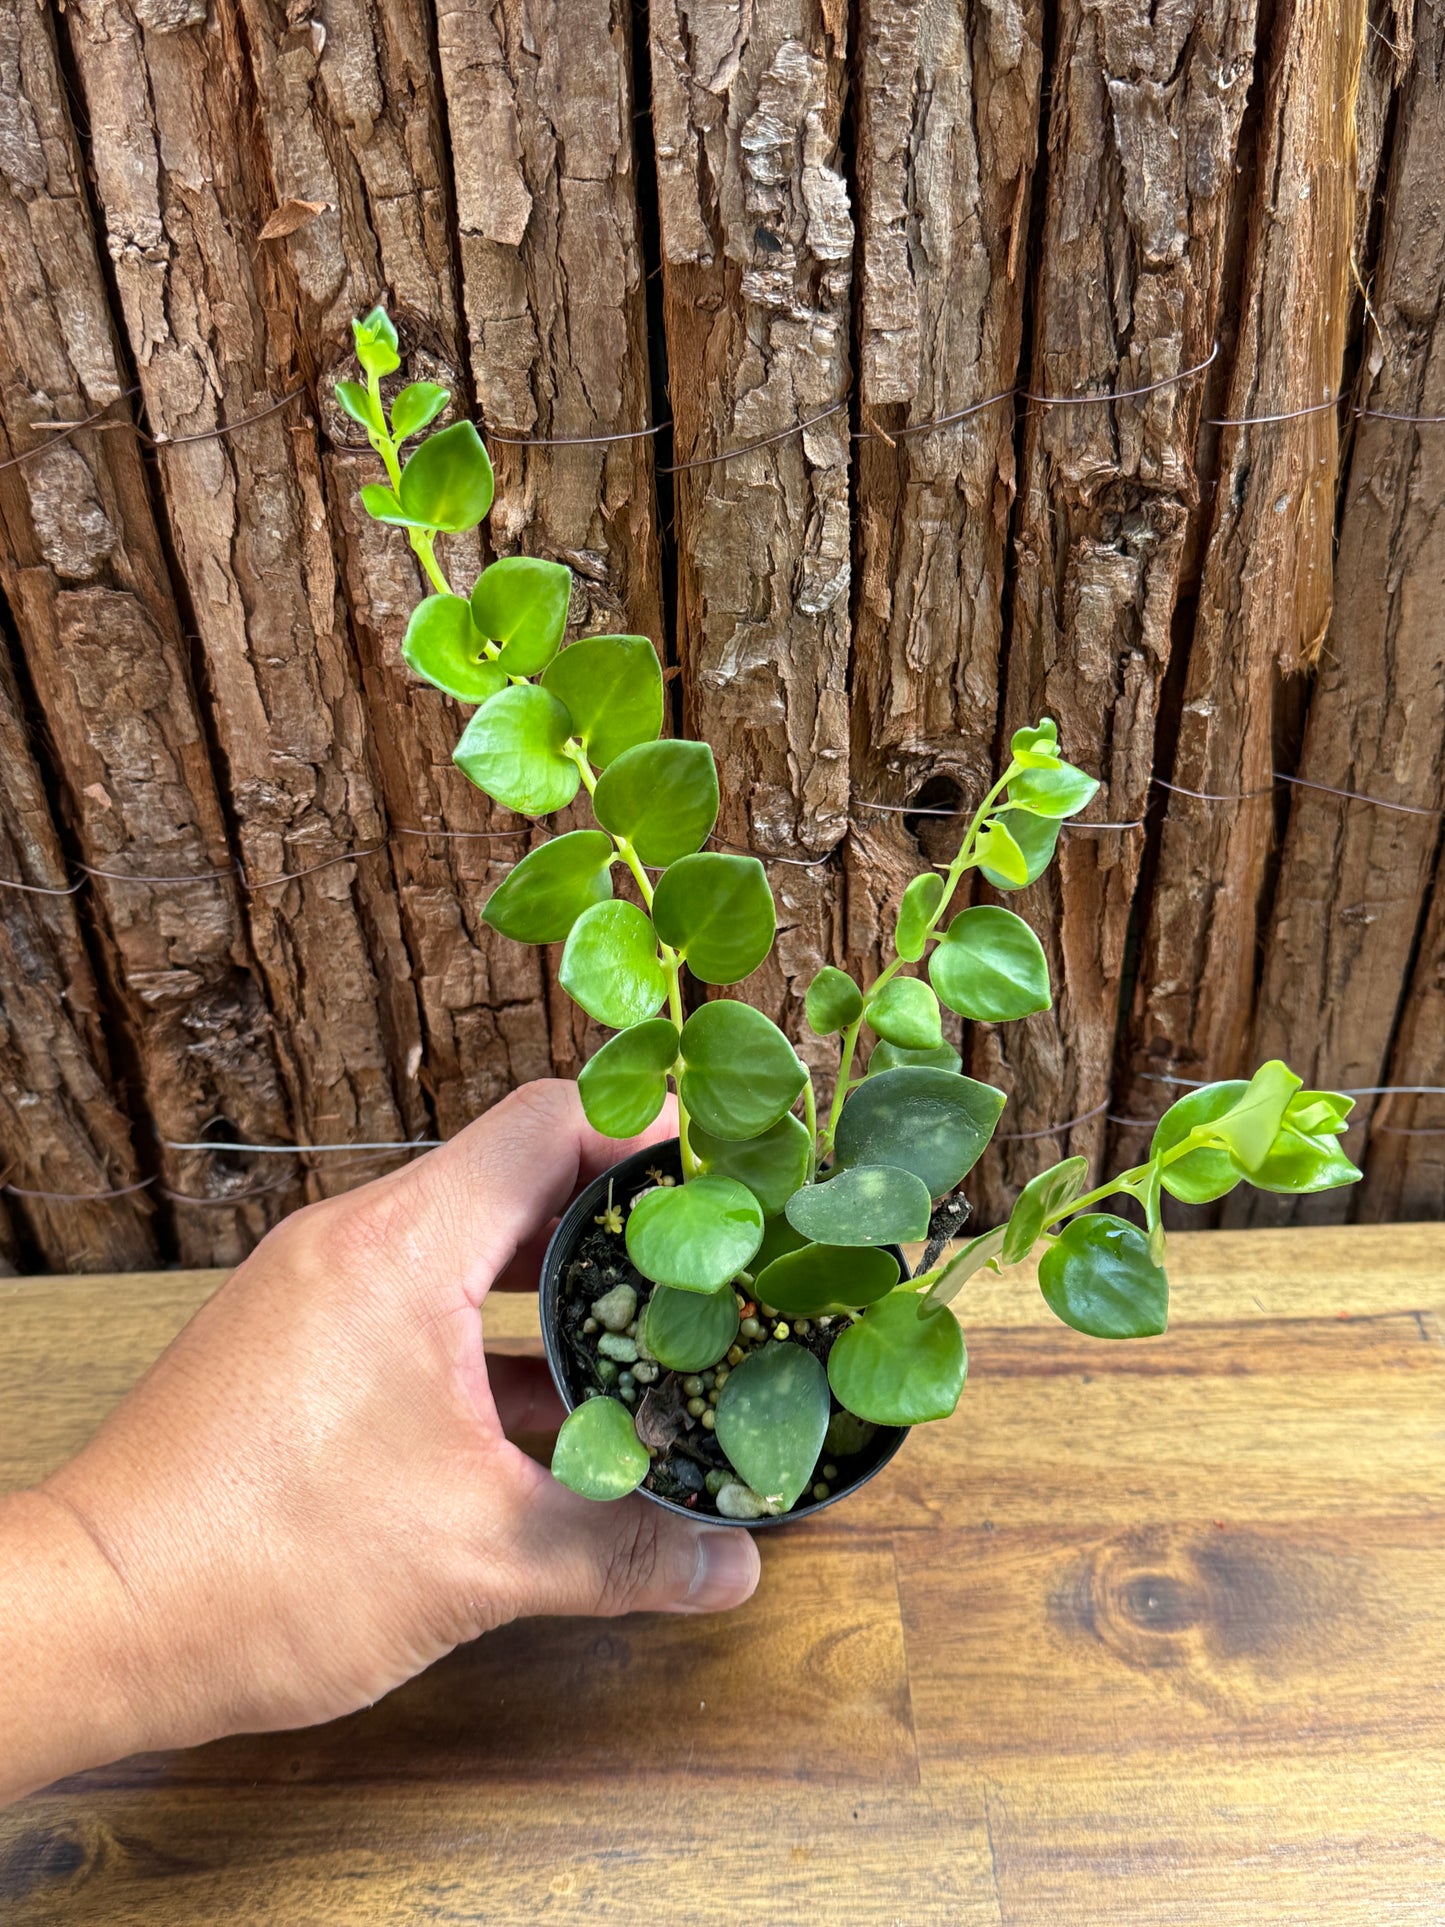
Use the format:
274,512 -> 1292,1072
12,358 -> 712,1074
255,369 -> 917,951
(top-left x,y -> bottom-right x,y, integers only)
817,1014 -> 862,1162
802,1071 -> 818,1178
411,531 -> 452,597
365,373 -> 453,597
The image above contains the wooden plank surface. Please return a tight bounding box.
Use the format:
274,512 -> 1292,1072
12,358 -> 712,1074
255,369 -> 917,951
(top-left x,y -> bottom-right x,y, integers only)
1,1225 -> 1442,1923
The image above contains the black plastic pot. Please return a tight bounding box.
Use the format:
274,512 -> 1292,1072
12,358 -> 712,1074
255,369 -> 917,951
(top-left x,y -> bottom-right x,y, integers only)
539,1138 -> 909,1527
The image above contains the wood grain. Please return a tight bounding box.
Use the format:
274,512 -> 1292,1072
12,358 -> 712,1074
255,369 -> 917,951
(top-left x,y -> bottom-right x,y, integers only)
2,1223 -> 1441,1923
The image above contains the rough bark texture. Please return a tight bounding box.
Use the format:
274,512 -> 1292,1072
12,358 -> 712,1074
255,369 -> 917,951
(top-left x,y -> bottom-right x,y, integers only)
1360,860 -> 1445,1219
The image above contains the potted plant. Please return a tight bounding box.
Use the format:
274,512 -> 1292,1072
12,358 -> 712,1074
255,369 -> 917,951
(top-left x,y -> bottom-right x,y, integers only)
339,308 -> 1362,1525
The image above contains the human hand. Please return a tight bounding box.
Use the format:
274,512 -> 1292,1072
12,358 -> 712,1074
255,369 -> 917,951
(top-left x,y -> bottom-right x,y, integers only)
0,1082 -> 759,1802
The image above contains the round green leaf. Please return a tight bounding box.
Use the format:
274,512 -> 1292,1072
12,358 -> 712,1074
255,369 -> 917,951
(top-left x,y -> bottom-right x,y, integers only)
828,1290 -> 967,1425
541,635 -> 663,769
397,420 -> 495,532
834,1066 -> 1006,1198
754,1213 -> 810,1274
1037,1213 -> 1168,1339
754,1242 -> 900,1318
678,1001 -> 807,1141
402,594 -> 505,704
868,1040 -> 961,1075
980,808 -> 1060,891
592,740 -> 719,866
715,1344 -> 830,1511
784,1165 -> 932,1246
1000,1155 -> 1088,1266
335,379 -> 384,434
1007,762 -> 1100,818
652,853 -> 775,986
390,380 -> 449,441
1151,1082 -> 1247,1204
865,976 -> 944,1051
559,900 -> 666,1029
482,831 -> 614,943
625,1174 -> 763,1293
644,1282 -> 739,1372
551,1396 -> 648,1500
469,555 -> 572,675
352,305 -> 399,377
577,1018 -> 679,1138
691,1112 -> 811,1218
805,965 -> 863,1036
895,873 -> 945,962
929,905 -> 1051,1022
452,683 -> 579,816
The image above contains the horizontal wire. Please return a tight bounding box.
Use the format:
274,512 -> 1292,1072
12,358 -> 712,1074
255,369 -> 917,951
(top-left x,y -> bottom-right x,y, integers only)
158,1136 -> 444,1155
482,419 -> 671,449
658,401 -> 849,476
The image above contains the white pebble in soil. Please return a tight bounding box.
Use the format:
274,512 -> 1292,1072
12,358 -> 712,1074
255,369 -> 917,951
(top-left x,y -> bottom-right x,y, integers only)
590,1284 -> 638,1333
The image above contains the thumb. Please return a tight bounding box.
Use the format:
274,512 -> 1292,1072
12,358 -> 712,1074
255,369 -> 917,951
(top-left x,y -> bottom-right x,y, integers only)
496,1463 -> 761,1619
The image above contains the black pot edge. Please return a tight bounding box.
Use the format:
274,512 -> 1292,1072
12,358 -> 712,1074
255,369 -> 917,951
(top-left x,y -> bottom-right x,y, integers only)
538,1138 -> 910,1529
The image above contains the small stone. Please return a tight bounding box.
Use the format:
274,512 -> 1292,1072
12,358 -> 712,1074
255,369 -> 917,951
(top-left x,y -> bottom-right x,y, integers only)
713,1367 -> 729,1388
618,1371 -> 635,1394
700,1409 -> 716,1431
824,1410 -> 878,1457
582,1317 -> 599,1335
812,1482 -> 831,1502
714,1482 -> 770,1520
823,1463 -> 838,1481
739,1316 -> 763,1340
681,1375 -> 704,1397
726,1345 -> 745,1367
773,1322 -> 791,1340
793,1318 -> 811,1336
626,1320 -> 638,1337
597,1332 -> 639,1364
670,1455 -> 707,1495
707,1388 -> 720,1405
701,1369 -> 716,1389
759,1303 -> 779,1319
619,1386 -> 638,1404
631,1359 -> 659,1384
686,1396 -> 707,1418
596,1359 -> 619,1385
590,1283 -> 638,1333
704,1469 -> 731,1497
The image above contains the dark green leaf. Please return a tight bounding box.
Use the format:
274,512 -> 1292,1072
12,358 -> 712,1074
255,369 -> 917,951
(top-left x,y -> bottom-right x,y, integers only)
835,1066 -> 1005,1198
452,683 -> 579,815
644,1281 -> 739,1372
805,965 -> 863,1036
691,1112 -> 811,1218
929,904 -> 1051,1021
625,1174 -> 763,1293
481,830 -> 614,943
828,1290 -> 967,1424
541,635 -> 663,769
864,976 -> 943,1050
551,1396 -> 648,1500
397,421 -> 495,532
1007,761 -> 1100,819
1151,1082 -> 1247,1204
1001,1155 -> 1089,1266
351,305 -> 399,378
1037,1213 -> 1168,1339
895,873 -> 945,961
469,555 -> 572,675
1200,1060 -> 1303,1174
972,819 -> 1028,886
678,1001 -> 807,1140
980,808 -> 1060,891
334,379 -> 384,434
592,740 -> 719,866
577,1018 -> 679,1138
784,1164 -> 932,1246
715,1344 -> 830,1511
754,1213 -> 811,1274
558,900 -> 666,1029
390,380 -> 449,441
868,1040 -> 961,1075
754,1242 -> 899,1318
917,1226 -> 1005,1315
652,853 -> 775,986
1010,719 -> 1061,769
402,593 -> 505,704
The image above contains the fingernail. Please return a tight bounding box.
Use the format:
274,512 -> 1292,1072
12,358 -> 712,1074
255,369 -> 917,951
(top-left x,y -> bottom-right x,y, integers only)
674,1527 -> 761,1613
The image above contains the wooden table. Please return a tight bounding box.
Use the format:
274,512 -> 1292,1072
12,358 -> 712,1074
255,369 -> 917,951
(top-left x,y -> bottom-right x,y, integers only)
1,1226 -> 1442,1924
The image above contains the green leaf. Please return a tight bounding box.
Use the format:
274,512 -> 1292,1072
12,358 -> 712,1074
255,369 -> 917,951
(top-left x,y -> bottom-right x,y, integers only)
868,1040 -> 961,1075
678,1001 -> 807,1140
784,1164 -> 932,1246
1286,1090 -> 1353,1135
390,380 -> 449,441
980,808 -> 1060,891
577,1018 -> 679,1138
805,965 -> 864,1036
652,853 -> 775,986
1010,719 -> 1061,769
625,1174 -> 763,1293
895,874 -> 945,961
972,819 -> 1028,886
402,594 -> 505,705
334,379 -> 384,434
691,1112 -> 811,1218
864,976 -> 944,1050
644,1281 -> 739,1372
351,304 -> 400,378
360,482 -> 429,529
397,421 -> 495,532
1151,1082 -> 1247,1204
917,1225 -> 1005,1315
828,1290 -> 967,1424
1037,1213 -> 1168,1339
1200,1060 -> 1303,1174
541,635 -> 663,769
481,830 -> 614,943
559,900 -> 666,1029
469,555 -> 572,676
754,1213 -> 811,1274
551,1397 -> 647,1500
592,740 -> 719,867
715,1344 -> 830,1511
835,1066 -> 1006,1198
1001,1155 -> 1089,1266
754,1242 -> 899,1318
929,905 -> 1051,1021
452,683 -> 579,815
1007,762 -> 1100,819
1247,1127 -> 1362,1195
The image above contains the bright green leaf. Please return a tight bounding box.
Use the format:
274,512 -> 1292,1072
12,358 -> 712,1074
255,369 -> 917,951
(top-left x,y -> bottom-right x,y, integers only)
715,1344 -> 830,1511
390,380 -> 449,442
972,819 -> 1028,886
895,874 -> 945,961
1286,1090 -> 1353,1135
402,593 -> 505,705
592,740 -> 719,867
481,830 -> 614,943
868,1040 -> 962,1075
784,1164 -> 932,1246
917,1225 -> 1005,1316
644,1281 -> 739,1372
1007,762 -> 1100,819
470,555 -> 572,675
691,1112 -> 811,1218
335,379 -> 384,434
865,976 -> 944,1050
805,965 -> 864,1036
755,1242 -> 899,1318
1001,1155 -> 1089,1266
559,900 -> 666,1029
835,1066 -> 1006,1198
397,421 -> 495,533
351,304 -> 399,378
678,1001 -> 807,1141
625,1174 -> 763,1293
577,1019 -> 680,1138
1247,1127 -> 1362,1195
452,683 -> 579,815
1038,1213 -> 1168,1339
551,1396 -> 648,1500
1200,1060 -> 1303,1174
652,853 -> 775,986
828,1290 -> 967,1424
360,482 -> 430,529
1010,719 -> 1061,769
541,635 -> 663,769
1151,1082 -> 1247,1204
980,808 -> 1060,891
929,905 -> 1051,1022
